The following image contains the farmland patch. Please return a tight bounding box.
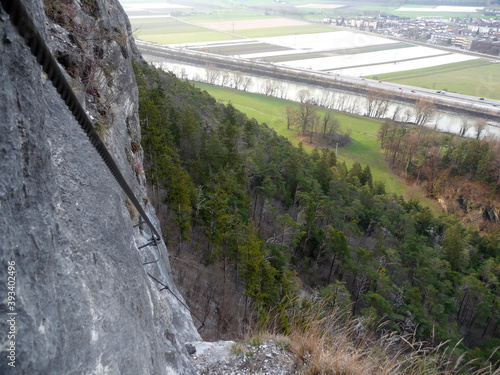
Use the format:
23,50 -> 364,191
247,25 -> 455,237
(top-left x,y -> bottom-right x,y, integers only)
338,53 -> 477,77
277,46 -> 455,73
132,20 -> 195,31
179,10 -> 269,23
191,42 -> 292,56
235,25 -> 335,38
137,30 -> 235,44
200,18 -> 311,31
395,6 -> 484,12
295,4 -> 345,9
369,59 -> 500,99
257,31 -> 399,52
240,43 -> 412,61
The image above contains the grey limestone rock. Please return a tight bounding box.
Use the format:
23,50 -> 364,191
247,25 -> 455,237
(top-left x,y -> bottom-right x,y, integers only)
0,0 -> 200,374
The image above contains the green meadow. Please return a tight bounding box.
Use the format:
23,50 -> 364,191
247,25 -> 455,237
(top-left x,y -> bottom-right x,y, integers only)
129,17 -> 236,44
130,15 -> 334,44
193,83 -> 443,211
133,29 -> 235,45
193,83 -> 408,195
368,59 -> 500,100
179,10 -> 270,23
236,24 -> 336,38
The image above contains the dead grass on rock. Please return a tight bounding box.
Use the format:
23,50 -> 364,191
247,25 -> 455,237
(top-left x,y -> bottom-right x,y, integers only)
259,299 -> 500,375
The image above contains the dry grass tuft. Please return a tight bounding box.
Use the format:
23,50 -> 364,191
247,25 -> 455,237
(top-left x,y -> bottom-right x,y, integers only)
257,298 -> 500,375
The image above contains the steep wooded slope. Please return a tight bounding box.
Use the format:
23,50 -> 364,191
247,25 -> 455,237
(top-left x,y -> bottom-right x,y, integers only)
135,62 -> 500,368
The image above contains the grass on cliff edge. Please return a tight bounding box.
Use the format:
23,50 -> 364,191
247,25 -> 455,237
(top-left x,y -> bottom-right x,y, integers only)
193,83 -> 406,193
238,300 -> 496,375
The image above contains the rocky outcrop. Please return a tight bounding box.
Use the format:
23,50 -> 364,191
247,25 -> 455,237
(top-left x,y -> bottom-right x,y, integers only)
188,338 -> 296,374
439,178 -> 500,231
0,0 -> 200,373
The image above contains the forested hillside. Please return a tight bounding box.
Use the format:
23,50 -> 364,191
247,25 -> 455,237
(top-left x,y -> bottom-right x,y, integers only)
133,60 -> 500,369
379,119 -> 500,232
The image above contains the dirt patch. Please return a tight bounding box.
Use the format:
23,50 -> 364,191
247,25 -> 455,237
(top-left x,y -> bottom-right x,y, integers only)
201,18 -> 311,31
360,131 -> 378,138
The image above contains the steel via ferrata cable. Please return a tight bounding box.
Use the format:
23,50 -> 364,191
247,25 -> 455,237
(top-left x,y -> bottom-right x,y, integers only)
0,0 -> 210,325
0,0 -> 162,246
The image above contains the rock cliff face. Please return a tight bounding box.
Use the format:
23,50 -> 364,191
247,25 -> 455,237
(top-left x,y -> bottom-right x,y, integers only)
0,0 -> 200,373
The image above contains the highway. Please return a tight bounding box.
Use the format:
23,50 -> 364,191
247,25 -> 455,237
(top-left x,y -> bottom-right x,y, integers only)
136,40 -> 500,126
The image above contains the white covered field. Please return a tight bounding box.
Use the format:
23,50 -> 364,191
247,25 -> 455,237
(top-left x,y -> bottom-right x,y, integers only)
252,32 -> 478,76
175,31 -> 479,77
257,31 -> 399,52
395,6 -> 484,12
334,53 -> 478,77
265,45 -> 478,76
295,4 -> 345,9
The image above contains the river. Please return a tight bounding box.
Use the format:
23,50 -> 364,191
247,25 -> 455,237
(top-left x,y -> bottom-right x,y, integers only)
143,55 -> 500,139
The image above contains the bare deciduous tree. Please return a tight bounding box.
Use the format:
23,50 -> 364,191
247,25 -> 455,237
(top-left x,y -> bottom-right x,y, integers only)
205,63 -> 221,85
275,83 -> 287,99
392,105 -> 402,122
474,120 -> 487,139
232,71 -> 244,90
414,98 -> 435,127
242,76 -> 252,91
297,89 -> 312,104
220,71 -> 230,87
460,119 -> 472,137
327,93 -> 337,110
318,92 -> 332,107
402,108 -> 413,123
336,95 -> 346,112
321,113 -> 340,138
263,79 -> 277,96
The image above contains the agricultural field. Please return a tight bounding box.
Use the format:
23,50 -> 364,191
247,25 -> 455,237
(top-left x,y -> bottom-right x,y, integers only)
231,24 -> 335,38
127,8 -> 335,44
295,4 -> 345,9
395,6 -> 484,12
340,4 -> 498,19
337,51 -> 477,77
369,59 -> 500,100
271,42 -> 476,75
123,1 -> 495,101
292,3 -> 500,20
130,21 -> 236,44
189,42 -> 291,56
120,1 -> 192,17
122,1 -> 485,82
193,17 -> 311,31
171,30 -> 480,78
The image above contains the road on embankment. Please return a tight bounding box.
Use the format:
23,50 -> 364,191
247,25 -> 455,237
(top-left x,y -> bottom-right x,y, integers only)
136,40 -> 500,125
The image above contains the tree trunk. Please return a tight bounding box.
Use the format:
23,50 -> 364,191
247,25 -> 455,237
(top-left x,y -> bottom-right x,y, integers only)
456,293 -> 469,322
327,252 -> 338,284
